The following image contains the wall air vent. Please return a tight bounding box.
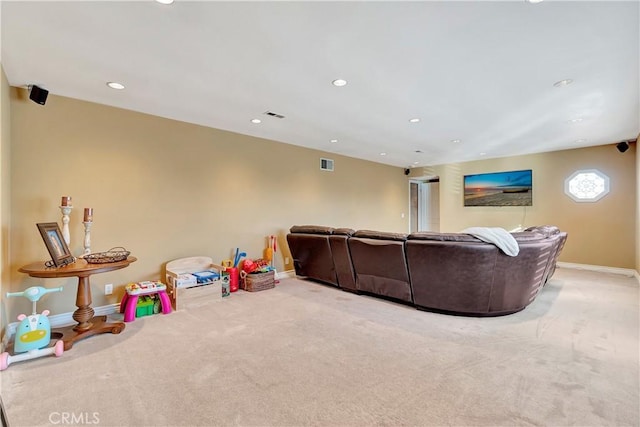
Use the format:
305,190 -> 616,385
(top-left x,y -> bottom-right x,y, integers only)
263,111 -> 285,119
320,158 -> 334,171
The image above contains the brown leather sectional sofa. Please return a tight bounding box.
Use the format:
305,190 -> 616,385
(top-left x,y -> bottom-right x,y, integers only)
286,225 -> 567,316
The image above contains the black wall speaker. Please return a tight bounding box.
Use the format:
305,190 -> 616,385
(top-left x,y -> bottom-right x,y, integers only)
616,141 -> 630,153
29,85 -> 48,105
404,168 -> 410,176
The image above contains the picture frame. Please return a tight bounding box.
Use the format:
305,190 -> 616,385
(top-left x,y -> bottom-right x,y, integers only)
463,169 -> 533,207
37,222 -> 75,267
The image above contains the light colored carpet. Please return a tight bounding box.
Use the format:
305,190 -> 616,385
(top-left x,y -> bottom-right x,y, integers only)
1,267 -> 638,427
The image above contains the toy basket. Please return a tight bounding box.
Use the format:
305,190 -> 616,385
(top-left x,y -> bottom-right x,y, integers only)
84,247 -> 130,264
240,270 -> 275,292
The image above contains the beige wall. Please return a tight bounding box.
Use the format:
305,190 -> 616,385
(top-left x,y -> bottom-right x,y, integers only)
1,67 -> 11,335
6,88 -> 638,320
416,145 -> 636,269
8,91 -> 408,318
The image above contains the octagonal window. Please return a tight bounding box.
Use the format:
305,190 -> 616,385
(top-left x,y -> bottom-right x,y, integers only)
564,169 -> 610,202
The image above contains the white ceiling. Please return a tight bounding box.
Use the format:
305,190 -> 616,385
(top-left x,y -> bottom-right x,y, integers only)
2,1 -> 639,168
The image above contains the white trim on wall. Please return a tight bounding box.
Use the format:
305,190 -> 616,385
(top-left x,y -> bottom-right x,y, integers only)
4,266 -> 635,352
2,270 -> 297,351
557,261 -> 638,283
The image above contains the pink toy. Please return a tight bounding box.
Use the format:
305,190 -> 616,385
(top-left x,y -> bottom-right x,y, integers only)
119,281 -> 172,322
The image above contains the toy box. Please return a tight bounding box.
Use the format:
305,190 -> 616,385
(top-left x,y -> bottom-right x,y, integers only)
172,282 -> 221,310
165,257 -> 225,310
171,274 -> 197,288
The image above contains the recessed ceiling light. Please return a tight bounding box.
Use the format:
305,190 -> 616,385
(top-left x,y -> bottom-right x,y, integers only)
479,152 -> 487,156
575,138 -> 586,143
330,139 -> 338,143
155,0 -> 174,4
332,79 -> 347,87
250,119 -> 261,124
526,0 -> 544,3
106,82 -> 125,90
409,118 -> 420,123
413,161 -> 420,165
554,79 -> 573,87
380,152 -> 387,156
568,118 -> 583,123
451,139 -> 461,143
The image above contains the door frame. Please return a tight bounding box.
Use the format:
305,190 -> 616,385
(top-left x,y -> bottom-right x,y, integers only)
408,175 -> 439,233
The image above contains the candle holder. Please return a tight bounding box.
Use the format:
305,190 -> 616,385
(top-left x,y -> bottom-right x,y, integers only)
83,221 -> 93,255
59,205 -> 73,245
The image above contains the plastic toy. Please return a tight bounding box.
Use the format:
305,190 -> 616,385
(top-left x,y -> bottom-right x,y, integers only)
120,281 -> 172,322
1,286 -> 64,370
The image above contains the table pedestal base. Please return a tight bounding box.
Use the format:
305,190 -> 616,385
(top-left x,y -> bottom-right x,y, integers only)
54,315 -> 125,351
18,257 -> 136,351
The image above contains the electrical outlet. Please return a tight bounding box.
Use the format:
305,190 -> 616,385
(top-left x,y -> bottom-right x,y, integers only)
285,257 -> 290,264
104,283 -> 113,295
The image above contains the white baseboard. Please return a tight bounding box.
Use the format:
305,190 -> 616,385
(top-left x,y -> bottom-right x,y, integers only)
3,265 -> 635,350
276,269 -> 296,280
1,273 -> 299,352
557,261 -> 638,280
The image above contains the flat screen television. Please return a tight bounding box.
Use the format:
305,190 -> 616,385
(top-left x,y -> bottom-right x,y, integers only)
463,169 -> 532,207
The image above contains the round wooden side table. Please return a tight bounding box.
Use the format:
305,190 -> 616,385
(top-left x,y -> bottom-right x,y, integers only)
18,256 -> 137,350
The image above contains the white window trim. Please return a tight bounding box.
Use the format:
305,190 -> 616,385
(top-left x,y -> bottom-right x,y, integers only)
564,169 -> 610,202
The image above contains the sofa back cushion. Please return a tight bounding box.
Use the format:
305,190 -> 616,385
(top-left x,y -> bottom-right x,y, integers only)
348,232 -> 412,302
489,236 -> 556,312
406,230 -> 559,315
353,230 -> 408,241
289,225 -> 335,235
406,238 -> 499,314
408,232 -> 482,242
286,226 -> 338,286
329,233 -> 357,291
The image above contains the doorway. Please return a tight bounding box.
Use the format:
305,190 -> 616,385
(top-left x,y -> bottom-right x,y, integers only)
409,178 -> 440,233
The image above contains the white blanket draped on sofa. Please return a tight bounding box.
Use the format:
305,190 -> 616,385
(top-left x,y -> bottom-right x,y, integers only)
461,227 -> 519,256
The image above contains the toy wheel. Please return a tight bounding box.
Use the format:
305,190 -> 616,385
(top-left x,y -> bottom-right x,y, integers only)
0,352 -> 9,371
54,340 -> 64,357
111,325 -> 123,334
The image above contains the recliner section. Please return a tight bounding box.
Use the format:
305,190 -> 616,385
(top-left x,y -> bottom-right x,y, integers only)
286,225 -> 338,286
328,228 -> 357,292
405,232 -> 500,314
287,225 -> 567,316
348,230 -> 412,303
524,225 -> 568,285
